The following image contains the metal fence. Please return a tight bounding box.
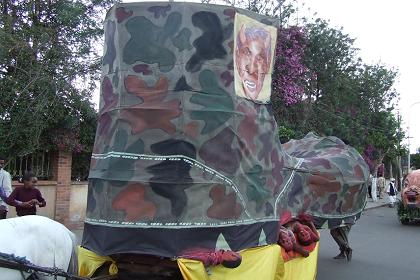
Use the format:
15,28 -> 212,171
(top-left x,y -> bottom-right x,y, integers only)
6,152 -> 53,180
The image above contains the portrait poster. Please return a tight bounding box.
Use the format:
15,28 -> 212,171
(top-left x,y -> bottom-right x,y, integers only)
234,13 -> 277,104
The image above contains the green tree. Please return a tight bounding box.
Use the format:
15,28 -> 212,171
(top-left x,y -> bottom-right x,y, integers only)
271,18 -> 401,180
274,19 -> 361,143
200,2 -> 403,166
201,0 -> 297,23
411,149 -> 420,170
0,0 -> 116,158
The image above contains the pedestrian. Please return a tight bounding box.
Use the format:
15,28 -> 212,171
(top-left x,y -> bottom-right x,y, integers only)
368,174 -> 373,199
0,155 -> 13,219
377,176 -> 386,199
330,216 -> 354,261
377,163 -> 386,199
386,178 -> 397,208
1,171 -> 46,216
371,176 -> 378,202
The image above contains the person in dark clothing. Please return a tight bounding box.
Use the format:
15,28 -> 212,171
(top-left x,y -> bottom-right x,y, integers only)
368,174 -> 373,198
331,225 -> 352,261
313,215 -> 355,262
4,172 -> 46,216
329,216 -> 355,261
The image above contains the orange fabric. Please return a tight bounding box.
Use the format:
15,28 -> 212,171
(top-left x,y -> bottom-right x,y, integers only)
281,242 -> 317,262
278,243 -> 319,280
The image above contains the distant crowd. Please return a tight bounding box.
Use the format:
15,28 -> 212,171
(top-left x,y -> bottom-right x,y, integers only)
367,163 -> 398,208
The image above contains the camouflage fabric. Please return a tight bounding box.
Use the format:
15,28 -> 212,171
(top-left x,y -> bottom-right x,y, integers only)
281,133 -> 369,219
281,133 -> 368,229
82,2 -> 368,257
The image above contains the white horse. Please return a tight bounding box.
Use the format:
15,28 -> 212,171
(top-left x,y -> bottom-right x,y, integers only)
0,215 -> 77,280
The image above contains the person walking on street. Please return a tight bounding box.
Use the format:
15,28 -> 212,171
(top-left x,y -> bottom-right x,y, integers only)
377,176 -> 386,199
377,163 -> 386,199
330,216 -> 355,262
386,178 -> 397,208
0,155 -> 12,219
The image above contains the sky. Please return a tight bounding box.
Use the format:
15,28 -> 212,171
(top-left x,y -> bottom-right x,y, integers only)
113,0 -> 420,153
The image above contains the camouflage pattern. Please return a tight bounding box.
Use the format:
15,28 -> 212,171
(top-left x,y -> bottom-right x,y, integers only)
83,2 -> 369,257
281,133 -> 369,219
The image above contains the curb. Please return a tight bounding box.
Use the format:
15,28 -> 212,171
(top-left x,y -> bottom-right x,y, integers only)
364,203 -> 388,211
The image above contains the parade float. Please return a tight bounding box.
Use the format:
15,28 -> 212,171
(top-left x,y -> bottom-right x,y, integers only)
397,169 -> 420,224
77,2 -> 370,279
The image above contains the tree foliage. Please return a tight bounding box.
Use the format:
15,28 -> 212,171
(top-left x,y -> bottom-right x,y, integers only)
272,19 -> 401,174
0,0 -> 116,157
1,0 -> 403,178
272,26 -> 310,105
410,148 -> 420,170
200,1 -> 402,172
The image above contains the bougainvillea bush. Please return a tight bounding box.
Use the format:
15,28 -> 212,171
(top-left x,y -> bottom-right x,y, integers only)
272,26 -> 311,105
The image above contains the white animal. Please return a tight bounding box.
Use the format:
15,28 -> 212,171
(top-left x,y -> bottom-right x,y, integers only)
0,215 -> 77,280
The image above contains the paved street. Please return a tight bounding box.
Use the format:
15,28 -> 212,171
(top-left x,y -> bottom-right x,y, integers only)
317,206 -> 420,280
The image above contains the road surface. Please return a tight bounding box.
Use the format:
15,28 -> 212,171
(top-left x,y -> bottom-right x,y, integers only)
317,206 -> 420,280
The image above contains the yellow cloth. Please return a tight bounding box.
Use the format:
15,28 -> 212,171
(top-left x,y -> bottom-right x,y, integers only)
178,245 -> 281,280
276,243 -> 319,280
177,243 -> 319,280
77,246 -> 118,277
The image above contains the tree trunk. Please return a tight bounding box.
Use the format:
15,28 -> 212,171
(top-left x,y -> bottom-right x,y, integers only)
397,156 -> 403,191
389,161 -> 393,179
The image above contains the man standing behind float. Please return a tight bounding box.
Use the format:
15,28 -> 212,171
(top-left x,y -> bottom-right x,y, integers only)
329,216 -> 354,262
0,155 -> 12,219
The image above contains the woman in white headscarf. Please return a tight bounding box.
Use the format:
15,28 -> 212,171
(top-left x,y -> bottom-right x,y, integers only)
386,178 -> 397,207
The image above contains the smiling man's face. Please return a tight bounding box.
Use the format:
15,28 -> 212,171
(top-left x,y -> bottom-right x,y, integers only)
235,26 -> 270,101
